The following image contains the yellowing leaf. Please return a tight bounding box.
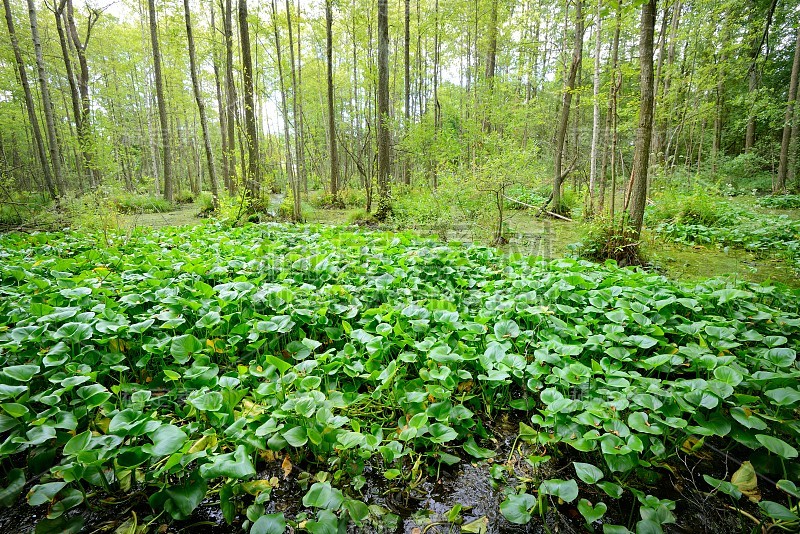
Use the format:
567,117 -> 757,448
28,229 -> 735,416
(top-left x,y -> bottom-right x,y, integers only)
188,434 -> 217,454
206,338 -> 224,353
282,455 -> 293,479
731,461 -> 761,503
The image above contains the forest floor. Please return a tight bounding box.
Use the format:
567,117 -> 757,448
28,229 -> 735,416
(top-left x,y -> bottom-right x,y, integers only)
118,201 -> 203,229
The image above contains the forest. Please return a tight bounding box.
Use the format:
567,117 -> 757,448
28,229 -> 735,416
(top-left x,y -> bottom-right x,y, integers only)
1,0 -> 800,532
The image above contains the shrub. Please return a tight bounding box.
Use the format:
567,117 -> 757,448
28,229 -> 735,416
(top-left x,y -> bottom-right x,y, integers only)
174,190 -> 196,204
113,194 -> 174,214
578,216 -> 645,267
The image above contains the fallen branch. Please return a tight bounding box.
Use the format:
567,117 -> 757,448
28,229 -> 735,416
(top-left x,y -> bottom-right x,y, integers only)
543,210 -> 573,222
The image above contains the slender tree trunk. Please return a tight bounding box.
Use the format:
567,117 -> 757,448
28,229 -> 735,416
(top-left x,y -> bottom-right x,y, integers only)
375,0 -> 391,220
26,0 -> 65,199
326,0 -> 340,206
653,0 -> 680,163
66,0 -> 100,187
4,0 -> 57,200
210,1 -> 230,193
776,24 -> 800,193
483,0 -> 498,132
148,0 -> 172,201
625,0 -> 657,243
223,0 -> 238,191
184,0 -> 220,209
239,0 -> 259,198
552,0 -> 583,214
272,0 -> 297,219
295,0 -> 307,195
745,0 -> 778,152
588,0 -> 602,217
52,0 -> 86,187
285,0 -> 302,209
431,0 -> 440,188
403,0 -> 411,185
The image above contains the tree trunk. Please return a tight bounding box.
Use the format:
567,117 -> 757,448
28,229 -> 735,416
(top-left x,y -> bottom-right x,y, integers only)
52,0 -> 86,187
552,0 -> 583,214
210,1 -> 230,193
3,0 -> 57,201
745,0 -> 778,152
223,0 -> 238,192
625,0 -> 657,243
375,0 -> 391,220
239,0 -> 259,198
588,0 -> 602,218
184,0 -> 220,209
66,0 -> 101,187
325,0 -> 340,206
272,0 -> 298,219
403,0 -> 411,185
285,0 -> 303,209
26,0 -> 65,199
776,24 -> 800,193
483,0 -> 498,132
148,0 -> 173,202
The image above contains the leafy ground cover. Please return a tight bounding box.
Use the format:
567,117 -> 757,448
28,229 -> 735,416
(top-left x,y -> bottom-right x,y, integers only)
649,193 -> 800,273
0,223 -> 799,533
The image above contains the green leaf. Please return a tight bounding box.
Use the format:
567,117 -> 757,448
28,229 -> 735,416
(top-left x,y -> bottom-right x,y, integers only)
755,434 -> 798,459
148,424 -> 188,456
53,322 -> 92,342
776,480 -> 800,499
282,426 -> 308,447
500,493 -> 536,524
464,438 -> 496,459
578,499 -> 607,523
189,391 -> 224,412
302,482 -> 344,510
539,479 -> 579,503
251,513 -> 286,534
64,430 -> 92,455
342,499 -> 370,524
0,469 -> 25,507
2,365 -> 40,382
494,320 -> 520,339
758,501 -> 799,521
574,462 -> 604,484
263,354 -> 292,375
428,423 -> 458,444
200,445 -> 256,479
171,334 -> 204,364
702,474 -> 742,500
27,482 -> 67,506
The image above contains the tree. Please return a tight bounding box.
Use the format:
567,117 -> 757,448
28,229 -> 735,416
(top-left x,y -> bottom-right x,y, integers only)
552,0 -> 583,214
184,0 -> 220,209
239,0 -> 259,198
587,0 -> 602,217
624,0 -> 657,247
66,0 -> 101,187
3,0 -> 57,201
325,0 -> 340,206
375,0 -> 391,220
147,0 -> 173,202
776,23 -> 800,193
26,0 -> 66,197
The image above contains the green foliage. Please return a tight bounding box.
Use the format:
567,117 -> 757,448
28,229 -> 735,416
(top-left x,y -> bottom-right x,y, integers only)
756,195 -> 800,209
577,216 -> 644,266
649,193 -> 800,271
718,153 -> 774,194
112,194 -> 174,215
1,223 -> 798,531
174,190 -> 196,204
